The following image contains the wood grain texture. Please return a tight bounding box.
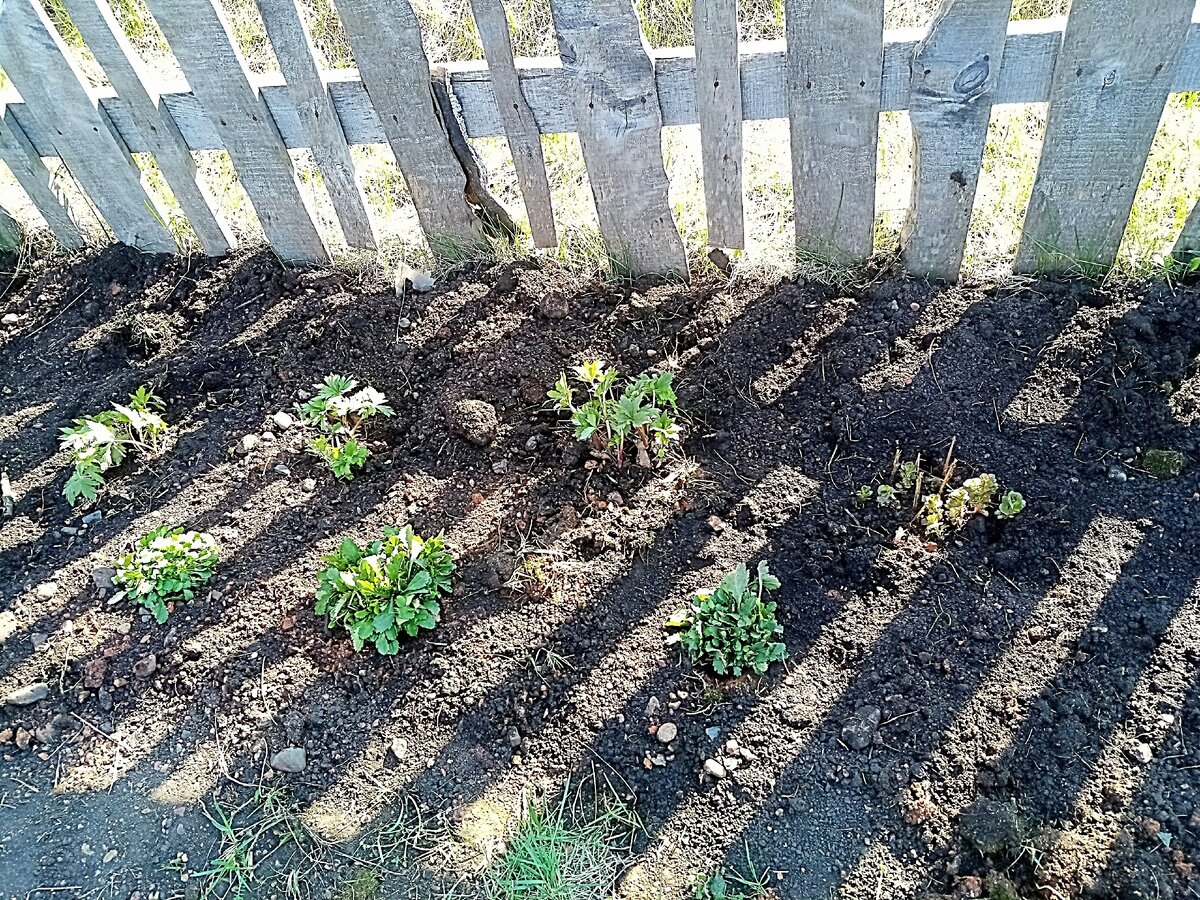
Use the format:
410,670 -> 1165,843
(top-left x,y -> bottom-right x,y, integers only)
0,201 -> 21,250
1176,199 -> 1200,257
6,23 -> 1200,153
335,0 -> 484,254
58,0 -> 233,256
785,0 -> 885,263
0,0 -> 176,252
1016,0 -> 1196,274
469,0 -> 557,248
142,0 -> 329,264
0,109 -> 85,248
548,0 -> 686,276
693,0 -> 744,249
903,0 -> 1013,282
254,0 -> 375,250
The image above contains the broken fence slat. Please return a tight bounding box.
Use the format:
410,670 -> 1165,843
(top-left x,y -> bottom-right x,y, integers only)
142,0 -> 329,265
254,0 -> 376,251
0,201 -> 21,251
0,110 -> 85,249
903,0 -> 1013,282
548,0 -> 686,277
0,0 -> 175,253
1016,0 -> 1196,275
693,0 -> 744,250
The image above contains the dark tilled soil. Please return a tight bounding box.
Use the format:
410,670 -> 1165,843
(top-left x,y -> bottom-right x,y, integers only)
1,246 -> 1199,900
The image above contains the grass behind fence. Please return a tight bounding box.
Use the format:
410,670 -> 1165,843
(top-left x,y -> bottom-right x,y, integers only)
0,0 -> 1197,283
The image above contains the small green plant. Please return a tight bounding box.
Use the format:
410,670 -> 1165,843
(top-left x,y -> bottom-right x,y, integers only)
667,561 -> 786,677
898,460 -> 919,490
315,525 -> 454,655
875,484 -> 899,508
548,360 -> 681,468
1141,448 -> 1186,479
694,846 -> 769,900
996,491 -> 1026,519
295,374 -> 393,480
111,525 -> 219,623
59,386 -> 168,506
855,484 -> 873,502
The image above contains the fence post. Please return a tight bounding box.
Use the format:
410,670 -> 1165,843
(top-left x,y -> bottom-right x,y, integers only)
1016,0 -> 1196,275
548,0 -> 687,277
1174,199 -> 1200,260
0,202 -> 20,251
0,110 -> 85,249
693,0 -> 744,250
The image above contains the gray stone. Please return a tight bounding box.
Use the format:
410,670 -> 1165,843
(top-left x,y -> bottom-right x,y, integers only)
2,313 -> 19,325
703,758 -> 727,780
92,567 -> 116,592
240,433 -> 260,453
133,654 -> 157,678
35,581 -> 58,599
272,411 -> 295,430
960,798 -> 1022,856
270,747 -> 307,773
841,704 -> 881,751
1130,742 -> 1154,765
656,722 -> 677,744
705,726 -> 720,741
82,510 -> 103,525
506,726 -> 522,749
5,682 -> 50,706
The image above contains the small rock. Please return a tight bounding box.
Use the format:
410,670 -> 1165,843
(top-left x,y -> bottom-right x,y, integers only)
492,459 -> 510,475
538,293 -> 570,320
92,567 -> 116,592
2,312 -> 19,326
656,722 -> 678,744
15,727 -> 32,750
445,399 -> 498,447
955,875 -> 983,899
133,654 -> 157,679
35,581 -> 58,599
841,704 -> 881,751
506,726 -> 522,749
705,726 -> 720,741
30,633 -> 48,649
272,411 -> 294,430
269,747 -> 307,773
259,431 -> 276,443
103,849 -> 118,864
274,464 -> 290,476
645,696 -> 661,717
1130,742 -> 1154,765
302,478 -> 317,492
240,433 -> 260,453
82,510 -> 103,525
703,758 -> 727,780
389,737 -> 408,761
4,682 -> 50,706
960,798 -> 1022,856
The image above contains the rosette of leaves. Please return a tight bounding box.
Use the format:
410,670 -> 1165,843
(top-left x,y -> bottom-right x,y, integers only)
112,525 -> 219,623
667,561 -> 786,677
295,374 -> 393,480
59,386 -> 168,506
315,525 -> 454,655
548,360 -> 681,467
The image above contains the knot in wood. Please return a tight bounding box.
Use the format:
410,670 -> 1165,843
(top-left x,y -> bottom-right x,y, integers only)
953,57 -> 990,97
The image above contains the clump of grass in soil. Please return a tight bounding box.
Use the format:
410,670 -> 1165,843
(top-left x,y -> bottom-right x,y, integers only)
1141,448 -> 1187,479
112,525 -> 219,623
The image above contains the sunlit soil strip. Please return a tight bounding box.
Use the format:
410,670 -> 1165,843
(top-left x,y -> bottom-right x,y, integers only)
855,290 -> 977,394
1034,585 -> 1200,893
921,515 -> 1142,822
227,291 -> 307,348
0,400 -> 56,442
400,283 -> 487,350
444,475 -> 547,558
447,468 -> 817,865
1168,370 -> 1200,426
0,609 -> 114,697
300,469 -> 695,839
146,655 -> 322,804
750,299 -> 855,406
618,552 -> 930,897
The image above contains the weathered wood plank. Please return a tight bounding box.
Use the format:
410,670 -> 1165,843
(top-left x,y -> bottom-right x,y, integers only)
335,0 -> 484,254
469,0 -> 557,248
6,22 -> 1200,154
903,0 -> 1013,281
1175,199 -> 1200,258
142,0 -> 329,264
0,202 -> 21,251
692,0 -> 744,249
58,0 -> 234,256
1016,0 -> 1196,274
785,0 -> 885,263
0,109 -> 85,248
0,0 -> 176,252
548,0 -> 686,276
254,0 -> 375,251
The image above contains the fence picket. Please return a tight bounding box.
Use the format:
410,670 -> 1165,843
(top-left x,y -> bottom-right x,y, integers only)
58,0 -> 234,257
254,0 -> 375,251
1016,0 -> 1195,274
548,0 -> 686,276
0,202 -> 21,250
785,0 -> 885,264
469,0 -> 557,249
1177,200 -> 1200,258
903,0 -> 1013,282
0,0 -> 176,253
142,0 -> 329,265
693,0 -> 744,250
335,0 -> 484,255
0,111 -> 85,249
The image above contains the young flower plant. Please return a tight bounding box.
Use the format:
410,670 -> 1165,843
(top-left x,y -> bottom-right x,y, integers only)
315,525 -> 454,655
295,374 -> 393,480
548,360 -> 681,468
111,525 -> 219,624
59,386 -> 168,506
667,561 -> 786,677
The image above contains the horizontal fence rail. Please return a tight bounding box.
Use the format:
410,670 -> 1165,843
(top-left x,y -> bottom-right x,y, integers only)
0,0 -> 1198,277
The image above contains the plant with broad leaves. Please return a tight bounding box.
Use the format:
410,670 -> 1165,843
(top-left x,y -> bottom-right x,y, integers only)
112,525 -> 219,623
997,491 -> 1025,519
876,484 -> 899,508
315,525 -> 454,655
294,374 -> 393,480
548,360 -> 681,468
59,386 -> 168,507
667,561 -> 786,677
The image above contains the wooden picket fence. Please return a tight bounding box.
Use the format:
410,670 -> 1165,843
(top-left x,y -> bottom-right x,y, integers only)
0,0 -> 1199,280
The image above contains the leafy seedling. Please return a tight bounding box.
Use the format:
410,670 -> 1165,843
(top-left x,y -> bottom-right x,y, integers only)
295,374 -> 393,480
59,385 -> 168,506
876,484 -> 899,508
996,491 -> 1025,519
112,525 -> 219,623
667,561 -> 786,677
549,360 -> 681,468
316,525 -> 454,655
855,484 -> 872,503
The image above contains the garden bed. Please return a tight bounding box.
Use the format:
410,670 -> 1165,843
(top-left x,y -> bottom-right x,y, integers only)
1,246 -> 1199,900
